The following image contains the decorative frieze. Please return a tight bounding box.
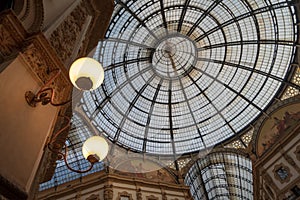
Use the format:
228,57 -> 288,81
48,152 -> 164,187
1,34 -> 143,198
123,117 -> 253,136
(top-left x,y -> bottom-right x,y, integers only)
20,33 -> 71,103
49,1 -> 89,64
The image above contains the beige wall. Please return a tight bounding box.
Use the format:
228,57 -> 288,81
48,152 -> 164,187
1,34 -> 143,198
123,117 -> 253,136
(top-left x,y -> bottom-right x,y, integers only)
0,56 -> 58,193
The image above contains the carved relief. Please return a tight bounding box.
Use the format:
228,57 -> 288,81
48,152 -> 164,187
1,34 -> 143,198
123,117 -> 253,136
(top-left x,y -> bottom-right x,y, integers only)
104,184 -> 113,200
49,1 -> 89,63
20,34 -> 70,102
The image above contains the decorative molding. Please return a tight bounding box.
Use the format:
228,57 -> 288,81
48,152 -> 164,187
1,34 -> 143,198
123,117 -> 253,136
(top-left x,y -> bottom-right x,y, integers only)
263,173 -> 279,194
0,10 -> 27,62
104,184 -> 113,200
283,153 -> 300,173
264,184 -> 275,199
0,9 -> 73,189
38,169 -> 193,199
20,33 -> 71,103
273,163 -> 292,184
28,0 -> 44,32
146,195 -> 158,200
17,33 -> 72,184
19,0 -> 30,21
49,1 -> 89,64
162,192 -> 167,200
117,191 -> 133,200
16,0 -> 44,32
136,188 -> 142,200
86,194 -> 100,200
295,145 -> 300,161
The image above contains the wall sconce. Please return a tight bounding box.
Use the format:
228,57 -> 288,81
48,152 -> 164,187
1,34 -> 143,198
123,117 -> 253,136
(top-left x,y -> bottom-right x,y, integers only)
25,57 -> 108,173
48,116 -> 109,173
69,57 -> 104,91
25,57 -> 105,107
25,69 -> 71,107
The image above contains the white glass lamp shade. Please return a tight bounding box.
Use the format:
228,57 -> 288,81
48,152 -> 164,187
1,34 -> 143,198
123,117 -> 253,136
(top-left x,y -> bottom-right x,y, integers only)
82,136 -> 109,161
69,57 -> 104,91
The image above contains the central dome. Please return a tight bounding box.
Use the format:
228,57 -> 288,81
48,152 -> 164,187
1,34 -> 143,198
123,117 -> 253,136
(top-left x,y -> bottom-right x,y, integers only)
152,33 -> 197,80
81,0 -> 297,156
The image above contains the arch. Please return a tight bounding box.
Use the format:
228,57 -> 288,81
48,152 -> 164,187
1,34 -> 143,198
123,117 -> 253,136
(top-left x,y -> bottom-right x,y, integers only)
184,148 -> 253,200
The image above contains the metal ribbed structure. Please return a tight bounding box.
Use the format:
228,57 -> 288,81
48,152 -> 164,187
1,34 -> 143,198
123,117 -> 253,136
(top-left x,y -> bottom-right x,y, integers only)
184,150 -> 253,200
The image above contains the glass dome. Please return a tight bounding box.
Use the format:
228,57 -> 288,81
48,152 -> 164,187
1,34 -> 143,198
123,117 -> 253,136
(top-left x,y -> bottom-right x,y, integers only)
184,150 -> 253,200
81,0 -> 297,156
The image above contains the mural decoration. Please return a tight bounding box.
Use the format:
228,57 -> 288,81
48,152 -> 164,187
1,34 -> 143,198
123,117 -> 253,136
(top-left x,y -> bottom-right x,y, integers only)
112,158 -> 176,184
257,103 -> 300,156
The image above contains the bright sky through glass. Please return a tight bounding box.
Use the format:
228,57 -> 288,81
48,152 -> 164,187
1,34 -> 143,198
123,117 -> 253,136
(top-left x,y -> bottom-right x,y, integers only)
85,0 -> 297,155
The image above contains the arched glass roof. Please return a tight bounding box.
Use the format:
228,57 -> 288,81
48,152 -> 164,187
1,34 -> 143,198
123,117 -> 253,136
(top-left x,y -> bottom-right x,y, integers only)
81,0 -> 297,156
184,150 -> 253,200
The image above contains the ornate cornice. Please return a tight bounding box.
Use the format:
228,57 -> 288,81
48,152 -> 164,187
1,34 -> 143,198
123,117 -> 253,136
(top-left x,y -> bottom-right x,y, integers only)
0,10 -> 27,62
38,169 -> 192,199
19,33 -> 71,102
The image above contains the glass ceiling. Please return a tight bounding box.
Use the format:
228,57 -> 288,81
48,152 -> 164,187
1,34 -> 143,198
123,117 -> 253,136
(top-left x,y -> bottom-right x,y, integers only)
40,0 -> 299,191
82,0 -> 297,155
184,150 -> 253,200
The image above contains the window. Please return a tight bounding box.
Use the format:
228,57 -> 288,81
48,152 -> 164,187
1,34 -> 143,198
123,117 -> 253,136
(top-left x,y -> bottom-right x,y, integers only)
276,167 -> 289,180
118,191 -> 132,200
273,164 -> 292,183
